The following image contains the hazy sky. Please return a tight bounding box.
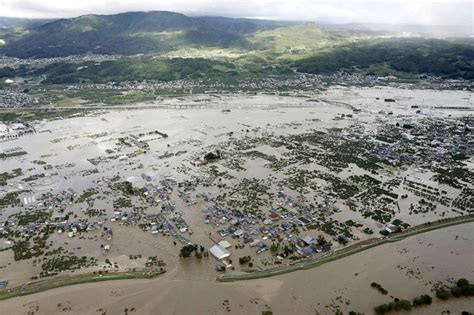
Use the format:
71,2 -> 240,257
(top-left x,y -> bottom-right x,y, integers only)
0,0 -> 472,25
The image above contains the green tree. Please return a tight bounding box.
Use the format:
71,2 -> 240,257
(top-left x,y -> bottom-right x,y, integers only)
270,242 -> 279,253
180,244 -> 197,258
436,289 -> 451,300
317,234 -> 326,245
457,278 -> 469,287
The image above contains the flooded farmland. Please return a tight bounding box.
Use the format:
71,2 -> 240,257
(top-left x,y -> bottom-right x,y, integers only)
0,87 -> 473,314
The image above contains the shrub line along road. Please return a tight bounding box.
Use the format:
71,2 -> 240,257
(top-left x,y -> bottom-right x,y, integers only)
0,270 -> 165,301
0,215 -> 472,300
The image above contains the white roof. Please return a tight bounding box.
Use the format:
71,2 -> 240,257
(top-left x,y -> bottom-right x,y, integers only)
209,245 -> 230,260
218,240 -> 232,249
126,176 -> 140,183
249,239 -> 261,247
10,123 -> 25,130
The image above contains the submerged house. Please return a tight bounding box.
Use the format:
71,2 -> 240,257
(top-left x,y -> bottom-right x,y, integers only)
381,224 -> 402,235
301,235 -> 316,246
299,246 -> 315,257
233,229 -> 244,238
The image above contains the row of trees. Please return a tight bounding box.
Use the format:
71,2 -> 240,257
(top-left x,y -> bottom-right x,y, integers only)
374,294 -> 432,315
179,244 -> 207,258
374,278 -> 473,314
436,278 -> 474,300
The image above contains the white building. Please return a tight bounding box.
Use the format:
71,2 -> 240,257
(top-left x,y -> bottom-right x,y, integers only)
209,245 -> 230,260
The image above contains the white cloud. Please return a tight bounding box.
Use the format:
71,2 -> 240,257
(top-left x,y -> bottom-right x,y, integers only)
0,0 -> 472,26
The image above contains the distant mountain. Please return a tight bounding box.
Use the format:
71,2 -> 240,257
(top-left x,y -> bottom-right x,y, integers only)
0,11 -> 285,58
294,38 -> 474,79
0,16 -> 55,30
324,23 -> 472,38
0,11 -> 472,80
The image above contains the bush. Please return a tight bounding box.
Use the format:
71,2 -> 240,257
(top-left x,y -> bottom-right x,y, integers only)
238,257 -> 244,264
239,256 -> 252,264
457,278 -> 469,287
204,151 -> 221,161
395,300 -> 412,311
374,303 -> 391,314
180,244 -> 197,258
371,282 -> 388,295
460,284 -> 474,296
375,299 -> 412,314
453,278 -> 474,297
422,295 -> 432,305
436,289 -> 452,300
413,294 -> 432,306
435,278 -> 474,301
451,286 -> 463,297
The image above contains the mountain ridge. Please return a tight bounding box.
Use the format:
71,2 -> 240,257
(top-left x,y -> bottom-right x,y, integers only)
0,11 -> 472,80
0,11 -> 286,58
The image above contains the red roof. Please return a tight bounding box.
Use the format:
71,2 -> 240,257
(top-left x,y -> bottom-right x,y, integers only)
210,233 -> 224,244
269,212 -> 281,220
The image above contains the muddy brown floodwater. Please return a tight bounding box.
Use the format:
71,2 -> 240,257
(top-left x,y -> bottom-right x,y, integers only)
0,223 -> 472,314
0,88 -> 473,314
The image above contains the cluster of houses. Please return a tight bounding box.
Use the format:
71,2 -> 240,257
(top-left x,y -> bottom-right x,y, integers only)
4,115 -> 467,274
0,122 -> 36,140
368,116 -> 473,168
144,213 -> 191,245
0,54 -> 120,70
110,210 -> 142,226
126,174 -> 174,206
74,78 -> 199,94
0,89 -> 39,108
58,219 -> 103,238
199,188 -> 338,265
207,223 -> 334,264
0,213 -> 104,239
295,235 -> 332,258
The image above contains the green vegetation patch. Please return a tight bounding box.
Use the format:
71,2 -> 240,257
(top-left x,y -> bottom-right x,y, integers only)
40,255 -> 96,277
0,151 -> 27,159
436,278 -> 474,300
0,191 -> 21,208
295,38 -> 474,79
0,168 -> 23,185
16,210 -> 50,225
